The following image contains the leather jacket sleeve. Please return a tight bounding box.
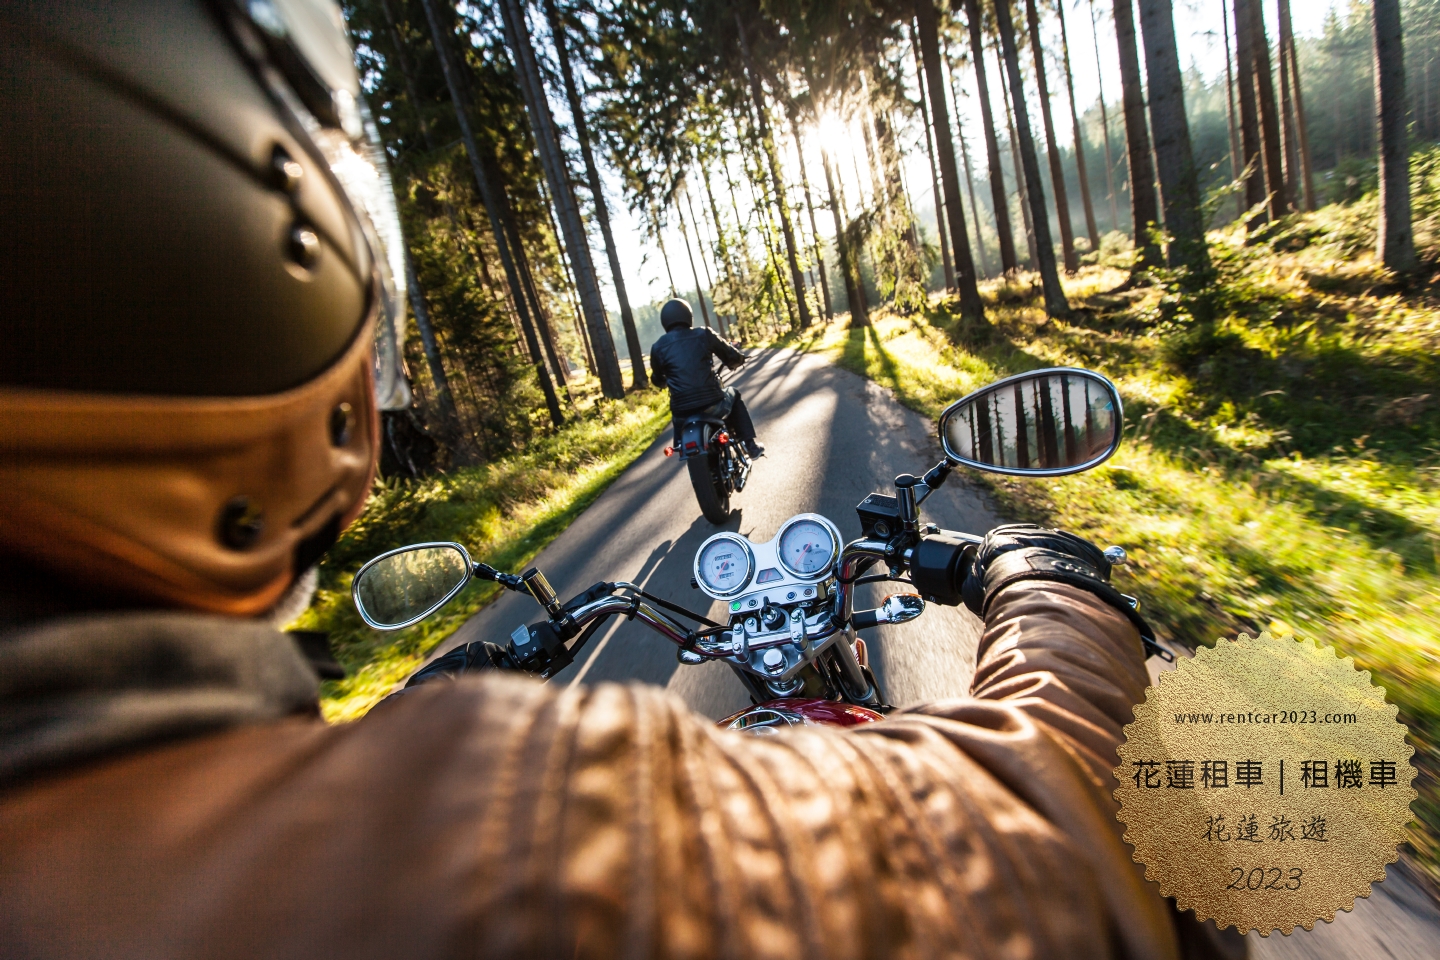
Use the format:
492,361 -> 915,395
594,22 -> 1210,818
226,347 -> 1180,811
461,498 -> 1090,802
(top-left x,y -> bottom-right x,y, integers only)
706,329 -> 745,369
0,582 -> 1243,960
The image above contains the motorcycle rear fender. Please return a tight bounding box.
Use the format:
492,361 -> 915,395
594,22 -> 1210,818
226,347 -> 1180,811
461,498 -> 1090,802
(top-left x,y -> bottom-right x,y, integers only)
678,420 -> 715,460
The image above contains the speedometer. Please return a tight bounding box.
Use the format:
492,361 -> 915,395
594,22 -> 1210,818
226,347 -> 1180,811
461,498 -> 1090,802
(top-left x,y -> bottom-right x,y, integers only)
777,516 -> 838,578
694,535 -> 753,597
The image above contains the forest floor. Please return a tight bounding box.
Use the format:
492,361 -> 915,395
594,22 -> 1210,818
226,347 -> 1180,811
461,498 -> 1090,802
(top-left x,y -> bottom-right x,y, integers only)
296,384 -> 670,722
783,206 -> 1440,885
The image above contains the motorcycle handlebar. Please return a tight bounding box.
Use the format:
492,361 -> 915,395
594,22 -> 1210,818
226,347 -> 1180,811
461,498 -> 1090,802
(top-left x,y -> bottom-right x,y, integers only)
509,527 -> 982,674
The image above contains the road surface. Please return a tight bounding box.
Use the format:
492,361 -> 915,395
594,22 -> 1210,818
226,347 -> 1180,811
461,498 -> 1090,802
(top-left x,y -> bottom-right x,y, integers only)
437,346 -> 1001,716
435,347 -> 1440,955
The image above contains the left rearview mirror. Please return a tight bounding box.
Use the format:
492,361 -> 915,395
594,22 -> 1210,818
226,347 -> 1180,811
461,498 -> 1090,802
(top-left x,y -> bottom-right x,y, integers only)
939,368 -> 1122,476
353,542 -> 474,630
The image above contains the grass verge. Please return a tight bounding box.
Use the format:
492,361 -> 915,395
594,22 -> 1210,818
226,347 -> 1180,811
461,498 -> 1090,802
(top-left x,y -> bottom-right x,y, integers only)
293,386 -> 669,722
786,239 -> 1440,883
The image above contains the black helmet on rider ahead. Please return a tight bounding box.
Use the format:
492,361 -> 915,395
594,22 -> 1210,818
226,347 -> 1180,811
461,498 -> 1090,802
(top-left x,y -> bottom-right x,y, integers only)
660,298 -> 694,330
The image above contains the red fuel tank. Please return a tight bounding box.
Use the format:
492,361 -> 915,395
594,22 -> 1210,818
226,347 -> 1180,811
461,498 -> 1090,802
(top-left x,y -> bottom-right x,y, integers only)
719,698 -> 884,734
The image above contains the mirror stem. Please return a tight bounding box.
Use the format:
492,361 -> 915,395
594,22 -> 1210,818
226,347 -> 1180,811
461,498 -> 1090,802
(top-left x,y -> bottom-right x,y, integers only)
474,562 -> 525,592
914,460 -> 952,507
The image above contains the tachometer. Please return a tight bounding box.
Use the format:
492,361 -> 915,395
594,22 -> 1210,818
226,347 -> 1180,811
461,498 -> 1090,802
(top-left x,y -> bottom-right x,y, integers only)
777,516 -> 838,578
694,534 -> 753,597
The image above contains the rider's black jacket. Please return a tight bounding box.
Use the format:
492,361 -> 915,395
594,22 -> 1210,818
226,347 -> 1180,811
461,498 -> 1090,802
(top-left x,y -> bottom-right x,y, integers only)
648,327 -> 745,414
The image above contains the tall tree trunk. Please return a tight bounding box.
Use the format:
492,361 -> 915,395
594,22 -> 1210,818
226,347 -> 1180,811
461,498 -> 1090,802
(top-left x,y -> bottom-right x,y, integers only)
677,200 -> 712,328
742,117 -> 798,330
1088,0 -> 1122,232
943,37 -> 992,278
995,0 -> 1069,315
734,11 -> 812,329
1236,0 -> 1288,219
496,0 -> 624,399
1278,0 -> 1316,211
404,255 -> 464,450
788,115 -> 835,320
916,0 -> 986,320
957,126 -> 989,277
685,182 -> 727,335
652,205 -> 677,293
1274,2 -> 1300,210
1374,0 -> 1418,273
1057,0 -> 1101,252
418,0 -> 562,427
839,139 -> 874,322
998,55 -> 1041,269
1222,0 -> 1244,221
537,179 -> 594,378
1231,0 -> 1267,227
702,159 -> 746,334
913,21 -> 955,291
542,0 -> 647,389
1025,0 -> 1079,273
858,112 -> 891,290
823,146 -> 867,326
964,0 -> 1019,273
511,204 -> 572,391
1137,0 -> 1211,281
1113,0 -> 1162,267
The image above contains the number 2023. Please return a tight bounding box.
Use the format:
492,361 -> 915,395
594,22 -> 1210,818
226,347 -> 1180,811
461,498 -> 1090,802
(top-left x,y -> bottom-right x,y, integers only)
1226,867 -> 1302,891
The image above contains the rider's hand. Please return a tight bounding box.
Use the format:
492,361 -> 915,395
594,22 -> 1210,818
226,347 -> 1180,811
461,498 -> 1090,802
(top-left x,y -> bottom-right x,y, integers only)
405,641 -> 518,688
961,524 -> 1154,642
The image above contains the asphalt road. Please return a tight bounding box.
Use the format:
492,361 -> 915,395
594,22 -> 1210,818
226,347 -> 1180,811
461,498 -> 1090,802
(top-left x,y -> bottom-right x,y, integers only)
437,346 -> 1003,717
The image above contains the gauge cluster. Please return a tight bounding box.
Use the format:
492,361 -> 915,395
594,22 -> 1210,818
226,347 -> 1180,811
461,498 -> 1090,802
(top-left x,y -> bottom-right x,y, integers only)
692,514 -> 842,609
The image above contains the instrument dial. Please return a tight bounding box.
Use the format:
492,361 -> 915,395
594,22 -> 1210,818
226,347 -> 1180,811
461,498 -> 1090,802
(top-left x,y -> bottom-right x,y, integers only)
777,517 -> 838,578
695,535 -> 753,597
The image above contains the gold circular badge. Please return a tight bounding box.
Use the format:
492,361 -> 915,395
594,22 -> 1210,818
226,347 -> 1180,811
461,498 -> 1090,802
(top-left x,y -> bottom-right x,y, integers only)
1114,631 -> 1416,936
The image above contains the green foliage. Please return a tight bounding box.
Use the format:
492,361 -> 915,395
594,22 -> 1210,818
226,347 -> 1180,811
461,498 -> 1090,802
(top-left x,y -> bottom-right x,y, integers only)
346,0 -> 591,464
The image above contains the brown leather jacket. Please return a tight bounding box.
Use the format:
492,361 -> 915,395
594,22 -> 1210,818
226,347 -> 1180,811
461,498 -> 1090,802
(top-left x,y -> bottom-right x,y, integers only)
0,582 -> 1243,959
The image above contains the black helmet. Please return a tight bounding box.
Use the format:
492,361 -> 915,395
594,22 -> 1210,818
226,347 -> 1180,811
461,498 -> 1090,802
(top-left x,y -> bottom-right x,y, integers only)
0,0 -> 409,615
660,298 -> 694,330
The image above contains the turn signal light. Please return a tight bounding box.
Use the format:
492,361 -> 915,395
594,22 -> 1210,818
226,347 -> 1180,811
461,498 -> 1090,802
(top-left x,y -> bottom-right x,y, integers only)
716,432 -> 730,444
663,445 -> 674,457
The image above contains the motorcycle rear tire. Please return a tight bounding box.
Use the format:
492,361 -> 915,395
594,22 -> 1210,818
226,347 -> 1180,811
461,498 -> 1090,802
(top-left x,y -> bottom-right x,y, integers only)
687,451 -> 731,523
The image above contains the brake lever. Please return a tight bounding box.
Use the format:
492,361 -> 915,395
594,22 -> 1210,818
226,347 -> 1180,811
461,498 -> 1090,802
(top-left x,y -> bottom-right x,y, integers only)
564,581 -> 618,613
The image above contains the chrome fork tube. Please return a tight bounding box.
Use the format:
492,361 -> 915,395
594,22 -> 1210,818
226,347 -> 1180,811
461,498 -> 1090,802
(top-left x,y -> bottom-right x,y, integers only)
830,631 -> 874,701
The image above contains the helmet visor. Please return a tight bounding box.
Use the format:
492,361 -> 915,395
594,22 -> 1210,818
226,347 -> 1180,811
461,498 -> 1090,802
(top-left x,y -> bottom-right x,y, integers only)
245,0 -> 411,411
313,106 -> 411,411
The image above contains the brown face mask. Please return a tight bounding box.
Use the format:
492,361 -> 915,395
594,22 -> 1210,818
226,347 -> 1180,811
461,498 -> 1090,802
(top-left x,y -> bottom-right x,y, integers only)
0,320 -> 379,617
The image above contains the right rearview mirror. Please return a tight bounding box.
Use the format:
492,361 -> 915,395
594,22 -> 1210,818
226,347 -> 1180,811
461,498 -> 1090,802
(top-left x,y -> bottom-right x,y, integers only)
939,368 -> 1122,476
353,542 -> 474,630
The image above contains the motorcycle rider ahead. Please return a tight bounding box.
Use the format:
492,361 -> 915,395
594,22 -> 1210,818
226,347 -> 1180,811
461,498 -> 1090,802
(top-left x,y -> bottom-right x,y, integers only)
648,297 -> 765,459
0,3 -> 1240,958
